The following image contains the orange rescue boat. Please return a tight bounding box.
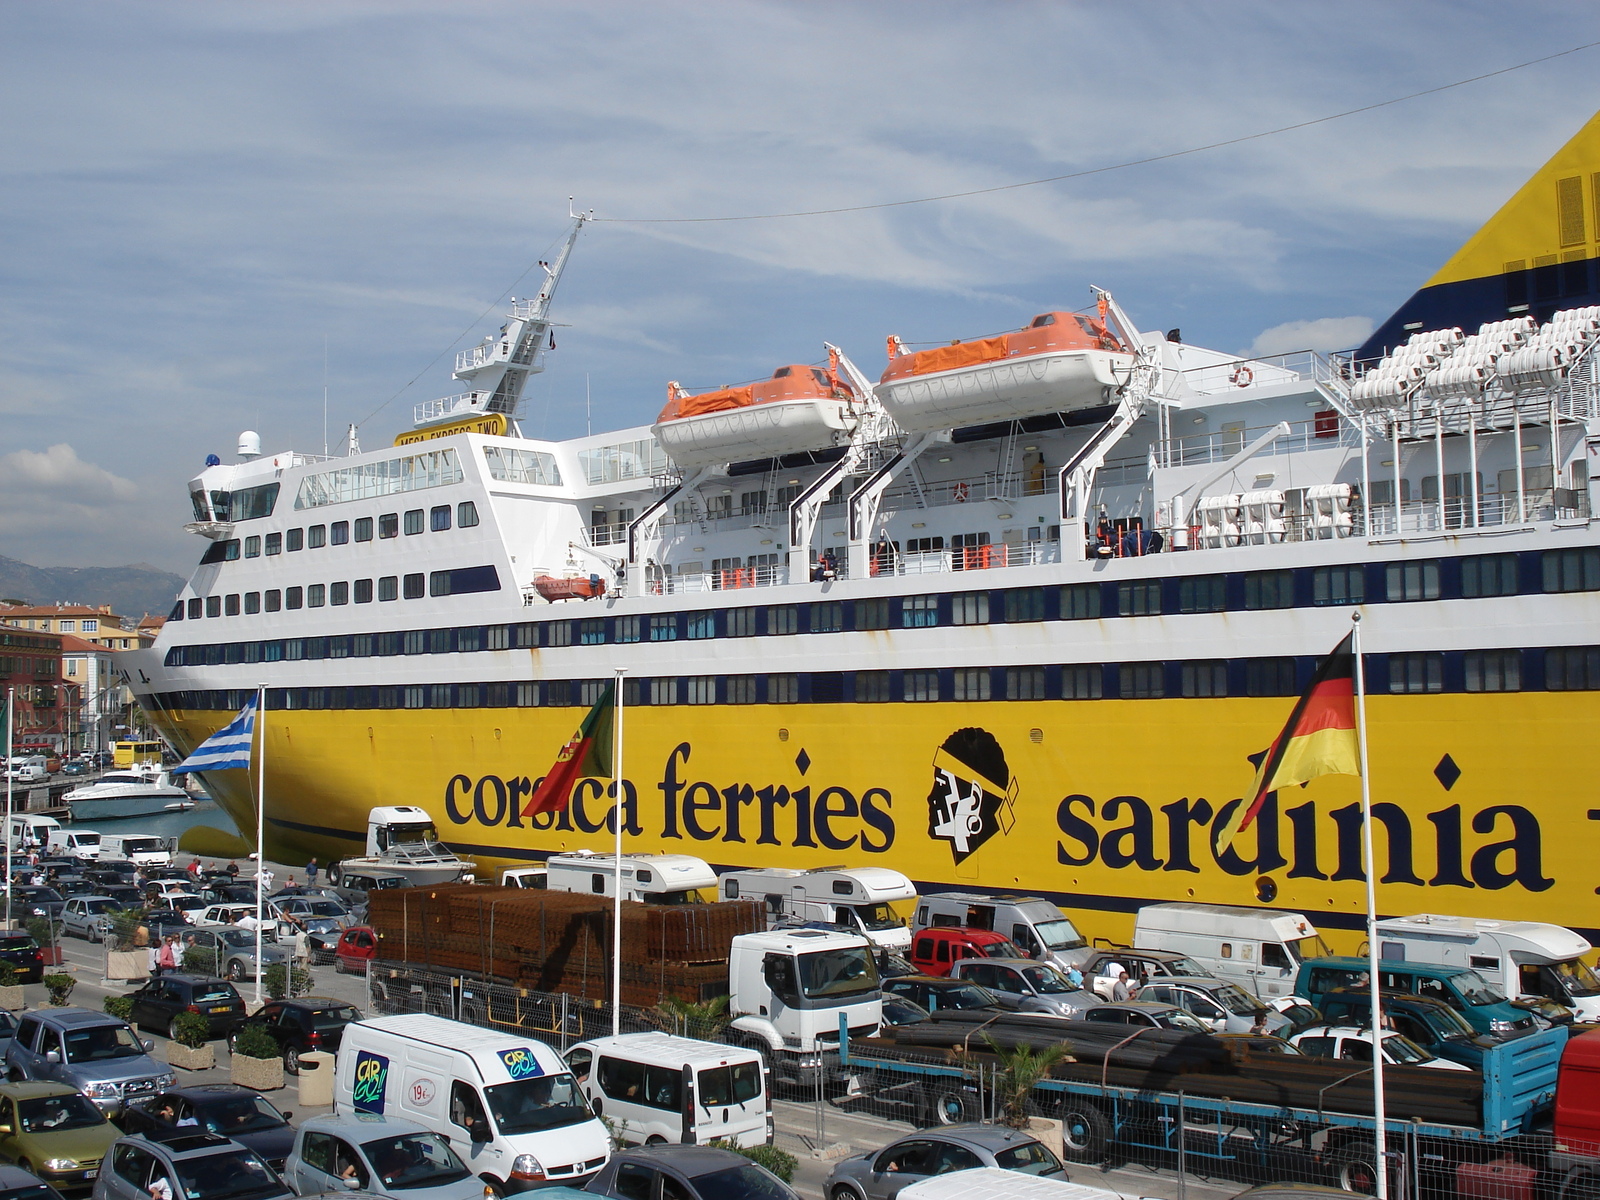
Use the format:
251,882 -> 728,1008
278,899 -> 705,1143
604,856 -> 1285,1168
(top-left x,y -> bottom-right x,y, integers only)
652,359 -> 858,467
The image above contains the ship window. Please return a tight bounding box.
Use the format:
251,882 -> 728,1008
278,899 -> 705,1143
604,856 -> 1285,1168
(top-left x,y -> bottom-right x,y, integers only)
649,678 -> 676,705
726,609 -> 757,637
265,532 -> 282,555
727,676 -> 757,704
429,567 -> 501,597
811,603 -> 843,633
354,579 -> 373,604
902,595 -> 938,627
686,612 -> 716,639
355,517 -> 374,542
576,439 -> 665,486
285,587 -> 303,610
767,674 -> 799,704
402,573 -> 424,599
649,616 -> 677,642
1461,553 -> 1518,597
457,627 -> 481,652
457,501 -> 479,528
401,631 -> 425,655
953,668 -> 991,701
330,581 -> 349,606
287,528 -> 304,552
1546,646 -> 1600,690
1244,570 -> 1294,609
1182,660 -> 1227,697
295,449 -> 464,509
546,622 -> 573,647
204,596 -> 221,618
328,635 -> 350,659
431,505 -> 451,532
224,594 -> 240,617
686,677 -> 716,705
200,539 -> 241,565
1465,650 -> 1521,692
403,687 -> 425,709
404,509 -> 424,535
1313,565 -> 1365,606
379,513 -> 399,539
1180,576 -> 1226,613
242,641 -> 261,663
768,606 -> 798,635
1387,560 -> 1440,602
952,593 -> 989,625
330,521 -> 349,545
1006,667 -> 1046,700
169,602 -> 183,620
244,592 -> 260,615
1389,652 -> 1443,694
1118,580 -> 1161,616
231,482 -> 280,521
905,536 -> 943,555
579,620 -> 605,645
1061,583 -> 1101,620
1003,588 -> 1045,623
856,599 -> 890,631
307,525 -> 326,549
855,671 -> 891,702
512,682 -> 537,706
1543,548 -> 1600,593
615,616 -> 641,644
307,584 -> 325,608
483,446 -> 563,486
1117,662 -> 1164,699
244,536 -> 260,559
378,576 -> 398,602
352,633 -> 372,656
1030,313 -> 1057,327
264,590 -> 282,613
1246,658 -> 1298,696
1062,665 -> 1102,700
903,671 -> 939,702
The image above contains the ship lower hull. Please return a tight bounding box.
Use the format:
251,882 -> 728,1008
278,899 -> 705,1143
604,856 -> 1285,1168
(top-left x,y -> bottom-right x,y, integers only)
67,794 -> 195,821
147,690 -> 1599,948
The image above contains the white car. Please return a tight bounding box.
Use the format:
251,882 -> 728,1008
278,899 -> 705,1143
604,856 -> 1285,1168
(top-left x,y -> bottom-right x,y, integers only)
165,893 -> 208,916
145,879 -> 195,901
196,903 -> 257,927
1290,1025 -> 1473,1070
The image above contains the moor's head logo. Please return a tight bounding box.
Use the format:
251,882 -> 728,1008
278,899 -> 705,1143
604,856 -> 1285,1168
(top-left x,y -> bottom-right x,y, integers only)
927,728 -> 1016,863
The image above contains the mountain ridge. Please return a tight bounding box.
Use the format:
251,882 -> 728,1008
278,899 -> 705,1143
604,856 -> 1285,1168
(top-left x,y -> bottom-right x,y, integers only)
0,554 -> 186,620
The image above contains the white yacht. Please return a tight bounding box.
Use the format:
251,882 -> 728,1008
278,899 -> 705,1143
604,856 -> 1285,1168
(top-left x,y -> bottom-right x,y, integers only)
64,767 -> 196,822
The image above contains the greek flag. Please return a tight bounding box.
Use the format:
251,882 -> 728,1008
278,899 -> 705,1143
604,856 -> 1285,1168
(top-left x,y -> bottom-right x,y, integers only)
171,694 -> 258,774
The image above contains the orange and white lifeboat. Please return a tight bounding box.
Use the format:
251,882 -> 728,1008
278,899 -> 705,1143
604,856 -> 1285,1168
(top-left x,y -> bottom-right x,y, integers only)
877,309 -> 1135,431
652,360 -> 858,468
532,574 -> 605,602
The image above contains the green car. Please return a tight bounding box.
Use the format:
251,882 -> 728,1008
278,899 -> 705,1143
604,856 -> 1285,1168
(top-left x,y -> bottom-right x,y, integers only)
0,1082 -> 121,1189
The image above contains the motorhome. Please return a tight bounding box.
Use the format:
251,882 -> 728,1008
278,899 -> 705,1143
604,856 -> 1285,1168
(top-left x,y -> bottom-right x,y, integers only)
547,851 -> 713,904
720,866 -> 916,950
6,814 -> 60,853
1133,903 -> 1330,998
1373,914 -> 1600,1020
914,892 -> 1089,967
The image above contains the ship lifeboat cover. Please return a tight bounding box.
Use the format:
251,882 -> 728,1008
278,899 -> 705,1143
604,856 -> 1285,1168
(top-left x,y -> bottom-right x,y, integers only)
877,311 -> 1135,432
533,574 -> 605,602
652,364 -> 858,468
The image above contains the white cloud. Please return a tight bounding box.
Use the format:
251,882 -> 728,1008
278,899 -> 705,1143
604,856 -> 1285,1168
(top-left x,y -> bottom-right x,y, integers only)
0,444 -> 138,506
1250,316 -> 1375,357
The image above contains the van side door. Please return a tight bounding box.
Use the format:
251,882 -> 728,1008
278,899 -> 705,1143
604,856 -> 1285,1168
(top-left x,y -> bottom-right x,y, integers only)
446,1080 -> 495,1171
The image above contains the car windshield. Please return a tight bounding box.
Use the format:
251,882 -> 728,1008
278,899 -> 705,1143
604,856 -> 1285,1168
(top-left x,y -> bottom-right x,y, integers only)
301,901 -> 346,917
1021,965 -> 1074,995
196,1094 -> 284,1133
360,1132 -> 469,1191
797,948 -> 879,1000
1033,918 -> 1086,952
173,1148 -> 282,1200
993,1139 -> 1065,1176
1552,959 -> 1600,999
310,1006 -> 361,1030
0,1184 -> 65,1200
1214,984 -> 1264,1016
689,1163 -> 793,1200
16,890 -> 60,904
483,1073 -> 591,1135
1161,1008 -> 1212,1032
934,983 -> 996,1010
215,930 -> 258,949
85,899 -> 118,913
852,903 -> 905,932
1450,970 -> 1507,1006
984,942 -> 1018,959
1384,1035 -> 1436,1064
62,1024 -> 146,1062
17,1093 -> 106,1133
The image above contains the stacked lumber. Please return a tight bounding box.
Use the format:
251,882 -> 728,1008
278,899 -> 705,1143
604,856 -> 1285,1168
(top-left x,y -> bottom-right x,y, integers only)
366,884 -> 763,1005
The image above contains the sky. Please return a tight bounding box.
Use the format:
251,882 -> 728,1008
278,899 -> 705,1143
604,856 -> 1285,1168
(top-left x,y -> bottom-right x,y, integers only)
2,1 -> 1597,577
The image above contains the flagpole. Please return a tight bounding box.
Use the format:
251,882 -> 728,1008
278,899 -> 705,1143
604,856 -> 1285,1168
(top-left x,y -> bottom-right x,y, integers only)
254,683 -> 267,1008
1352,612 -> 1387,1199
4,688 -> 13,930
612,669 -> 625,1038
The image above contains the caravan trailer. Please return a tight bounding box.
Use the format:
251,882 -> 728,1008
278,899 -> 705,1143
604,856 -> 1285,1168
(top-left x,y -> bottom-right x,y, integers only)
720,866 -> 916,950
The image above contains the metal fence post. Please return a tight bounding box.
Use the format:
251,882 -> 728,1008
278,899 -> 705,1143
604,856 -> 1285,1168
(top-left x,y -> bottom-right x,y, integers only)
1177,1092 -> 1186,1200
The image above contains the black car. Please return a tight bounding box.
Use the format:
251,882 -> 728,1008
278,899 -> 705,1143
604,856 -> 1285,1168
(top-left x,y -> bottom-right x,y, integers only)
586,1145 -> 796,1200
51,876 -> 97,898
119,1086 -> 295,1170
101,886 -> 144,909
142,909 -> 192,939
884,974 -> 1007,1015
123,975 -> 247,1041
227,998 -> 363,1075
0,931 -> 44,984
83,867 -> 132,889
199,884 -> 255,906
881,996 -> 930,1027
8,888 -> 64,923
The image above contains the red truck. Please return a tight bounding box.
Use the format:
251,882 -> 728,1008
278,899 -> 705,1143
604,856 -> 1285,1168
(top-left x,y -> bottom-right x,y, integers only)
909,926 -> 1020,977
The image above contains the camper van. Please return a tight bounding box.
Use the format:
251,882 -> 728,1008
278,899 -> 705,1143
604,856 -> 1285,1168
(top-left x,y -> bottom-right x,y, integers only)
46,828 -> 103,862
546,851 -> 714,904
332,1013 -> 610,1191
1133,903 -> 1330,998
564,1033 -> 771,1148
7,814 -> 60,853
1373,914 -> 1600,1020
719,867 -> 917,950
98,834 -> 173,868
914,892 -> 1089,967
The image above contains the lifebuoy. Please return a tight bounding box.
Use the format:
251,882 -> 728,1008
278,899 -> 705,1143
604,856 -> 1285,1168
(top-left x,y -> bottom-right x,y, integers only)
1232,365 -> 1254,388
952,481 -> 970,502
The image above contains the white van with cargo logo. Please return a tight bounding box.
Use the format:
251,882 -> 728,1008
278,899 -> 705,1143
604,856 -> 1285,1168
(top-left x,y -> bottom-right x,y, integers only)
333,1014 -> 610,1192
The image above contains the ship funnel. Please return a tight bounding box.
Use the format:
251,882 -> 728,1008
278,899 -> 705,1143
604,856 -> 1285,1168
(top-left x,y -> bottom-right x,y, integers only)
237,430 -> 261,461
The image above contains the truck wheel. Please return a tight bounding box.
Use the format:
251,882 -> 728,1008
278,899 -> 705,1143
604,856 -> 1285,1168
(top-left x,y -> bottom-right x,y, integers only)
327,863 -> 343,886
1057,1103 -> 1109,1162
1332,1141 -> 1381,1195
920,1083 -> 979,1126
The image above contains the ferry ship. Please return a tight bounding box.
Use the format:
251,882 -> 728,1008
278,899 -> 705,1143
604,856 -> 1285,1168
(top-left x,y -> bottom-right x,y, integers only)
127,113 -> 1600,949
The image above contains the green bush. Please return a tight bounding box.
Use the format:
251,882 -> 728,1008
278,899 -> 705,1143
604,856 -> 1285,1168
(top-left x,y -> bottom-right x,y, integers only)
0,963 -> 20,988
263,963 -> 313,1000
181,946 -> 218,976
231,1022 -> 278,1061
23,917 -> 53,950
171,1011 -> 211,1048
42,974 -> 75,1007
707,1141 -> 796,1183
103,995 -> 134,1020
109,909 -> 149,952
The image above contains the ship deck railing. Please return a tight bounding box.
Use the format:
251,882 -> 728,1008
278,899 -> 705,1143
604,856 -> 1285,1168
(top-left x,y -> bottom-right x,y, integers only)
663,563 -> 791,593
1158,414 -> 1363,468
1180,348 -> 1352,398
1364,490 -> 1591,537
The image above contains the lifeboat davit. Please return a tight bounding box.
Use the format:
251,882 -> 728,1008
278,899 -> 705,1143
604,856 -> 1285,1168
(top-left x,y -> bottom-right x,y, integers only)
652,361 -> 857,468
533,574 -> 605,602
877,309 -> 1136,432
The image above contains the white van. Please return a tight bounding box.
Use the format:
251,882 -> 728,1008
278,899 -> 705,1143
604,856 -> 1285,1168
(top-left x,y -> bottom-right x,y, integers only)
899,1168 -> 1135,1200
914,892 -> 1089,967
99,834 -> 173,868
719,866 -> 917,950
1132,903 -> 1330,998
46,828 -> 103,861
547,851 -> 715,904
7,814 -> 60,853
5,759 -> 47,785
333,1014 -> 610,1190
1373,913 -> 1600,1020
564,1033 -> 771,1148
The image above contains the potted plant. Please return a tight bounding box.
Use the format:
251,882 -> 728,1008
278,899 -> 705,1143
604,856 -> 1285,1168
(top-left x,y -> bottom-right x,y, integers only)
181,945 -> 219,977
105,910 -> 150,983
230,1022 -> 284,1091
263,963 -> 312,1000
103,995 -> 134,1021
0,963 -> 21,1012
984,1035 -> 1071,1160
42,973 -> 75,1007
23,918 -> 61,968
167,1010 -> 214,1071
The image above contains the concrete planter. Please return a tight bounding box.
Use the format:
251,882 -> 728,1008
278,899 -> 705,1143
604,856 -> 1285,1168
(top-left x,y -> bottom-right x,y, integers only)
1026,1116 -> 1065,1164
231,1052 -> 284,1091
0,986 -> 22,1012
105,951 -> 146,982
167,1042 -> 214,1071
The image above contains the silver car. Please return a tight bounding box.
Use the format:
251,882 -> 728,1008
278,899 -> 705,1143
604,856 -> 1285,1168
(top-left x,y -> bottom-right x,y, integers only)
947,958 -> 1099,1018
827,1124 -> 1065,1200
1137,976 -> 1292,1034
286,1114 -> 486,1200
184,927 -> 289,983
270,896 -> 353,935
94,1132 -> 290,1200
61,897 -> 121,943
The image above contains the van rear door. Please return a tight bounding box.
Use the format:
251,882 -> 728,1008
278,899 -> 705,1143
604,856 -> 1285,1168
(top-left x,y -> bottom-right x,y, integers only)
697,1059 -> 766,1147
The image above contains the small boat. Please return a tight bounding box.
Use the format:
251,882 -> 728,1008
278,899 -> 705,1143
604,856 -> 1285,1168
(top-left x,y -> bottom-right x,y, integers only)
533,574 -> 606,602
877,309 -> 1136,431
652,362 -> 857,467
64,767 -> 195,822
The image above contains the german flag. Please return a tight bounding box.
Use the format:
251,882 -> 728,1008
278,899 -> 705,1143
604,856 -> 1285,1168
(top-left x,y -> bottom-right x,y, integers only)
523,683 -> 614,815
1218,633 -> 1361,851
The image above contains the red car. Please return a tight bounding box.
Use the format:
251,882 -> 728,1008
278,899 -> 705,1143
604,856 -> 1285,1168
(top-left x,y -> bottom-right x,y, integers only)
909,926 -> 1022,977
333,925 -> 377,973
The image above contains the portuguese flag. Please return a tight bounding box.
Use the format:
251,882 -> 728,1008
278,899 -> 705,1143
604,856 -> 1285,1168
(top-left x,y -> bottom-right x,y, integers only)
1219,632 -> 1361,851
523,684 -> 615,815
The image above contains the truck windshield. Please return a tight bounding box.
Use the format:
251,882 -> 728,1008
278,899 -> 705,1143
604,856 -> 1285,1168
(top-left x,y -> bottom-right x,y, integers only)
63,1024 -> 147,1062
483,1072 -> 591,1134
1552,959 -> 1600,999
797,947 -> 879,999
852,904 -> 906,932
388,823 -> 436,845
1286,935 -> 1332,962
1033,918 -> 1086,952
1450,970 -> 1507,1006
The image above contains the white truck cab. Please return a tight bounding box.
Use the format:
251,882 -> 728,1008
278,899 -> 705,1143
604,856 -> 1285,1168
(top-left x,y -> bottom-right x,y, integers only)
546,851 -> 714,904
1133,902 -> 1331,998
1374,913 -> 1600,1020
499,867 -> 548,889
719,866 -> 916,950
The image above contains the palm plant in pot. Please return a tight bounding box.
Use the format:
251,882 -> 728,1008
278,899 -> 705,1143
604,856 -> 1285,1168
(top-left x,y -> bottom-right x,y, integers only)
168,1010 -> 214,1071
229,1021 -> 284,1090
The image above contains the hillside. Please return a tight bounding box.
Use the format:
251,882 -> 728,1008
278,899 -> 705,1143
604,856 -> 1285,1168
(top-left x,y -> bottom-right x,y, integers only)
0,555 -> 186,619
